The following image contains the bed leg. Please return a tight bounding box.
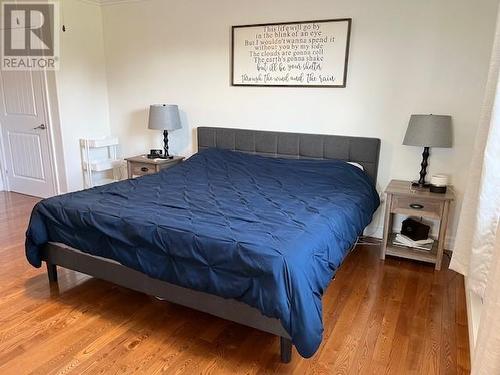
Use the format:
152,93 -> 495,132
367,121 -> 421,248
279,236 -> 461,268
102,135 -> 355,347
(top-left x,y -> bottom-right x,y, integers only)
280,337 -> 292,363
46,262 -> 58,283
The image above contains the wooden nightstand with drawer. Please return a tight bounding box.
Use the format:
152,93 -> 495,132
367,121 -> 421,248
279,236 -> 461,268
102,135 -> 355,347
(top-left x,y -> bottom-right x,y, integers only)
125,155 -> 184,178
380,179 -> 455,270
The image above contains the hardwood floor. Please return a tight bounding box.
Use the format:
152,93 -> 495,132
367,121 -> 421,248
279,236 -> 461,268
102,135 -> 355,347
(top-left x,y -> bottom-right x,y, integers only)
0,191 -> 470,374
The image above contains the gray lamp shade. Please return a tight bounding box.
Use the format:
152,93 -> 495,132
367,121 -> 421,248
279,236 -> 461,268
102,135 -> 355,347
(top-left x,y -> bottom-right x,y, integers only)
148,104 -> 182,131
403,114 -> 452,148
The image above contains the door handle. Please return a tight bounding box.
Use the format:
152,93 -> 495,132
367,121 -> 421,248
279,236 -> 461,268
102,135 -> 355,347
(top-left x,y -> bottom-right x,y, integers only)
33,124 -> 46,130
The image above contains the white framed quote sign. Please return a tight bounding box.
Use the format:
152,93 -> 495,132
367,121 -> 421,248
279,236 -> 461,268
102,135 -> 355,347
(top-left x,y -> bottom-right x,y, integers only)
231,19 -> 352,88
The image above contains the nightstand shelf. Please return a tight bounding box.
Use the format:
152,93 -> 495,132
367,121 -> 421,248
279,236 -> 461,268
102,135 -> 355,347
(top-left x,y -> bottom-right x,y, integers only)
386,233 -> 438,264
380,180 -> 454,270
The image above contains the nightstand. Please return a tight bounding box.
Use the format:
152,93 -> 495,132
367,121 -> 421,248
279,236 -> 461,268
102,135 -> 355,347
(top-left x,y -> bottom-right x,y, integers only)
125,155 -> 184,178
380,179 -> 454,270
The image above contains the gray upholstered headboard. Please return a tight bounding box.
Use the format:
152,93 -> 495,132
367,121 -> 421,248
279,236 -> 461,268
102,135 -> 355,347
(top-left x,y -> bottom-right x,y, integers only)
197,127 -> 381,185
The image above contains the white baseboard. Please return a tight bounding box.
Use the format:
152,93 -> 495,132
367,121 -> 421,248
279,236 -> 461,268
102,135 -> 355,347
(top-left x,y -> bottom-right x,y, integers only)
465,277 -> 482,358
362,225 -> 384,239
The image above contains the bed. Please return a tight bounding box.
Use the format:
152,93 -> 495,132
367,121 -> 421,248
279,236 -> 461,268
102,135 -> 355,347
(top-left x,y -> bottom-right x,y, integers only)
25,127 -> 380,362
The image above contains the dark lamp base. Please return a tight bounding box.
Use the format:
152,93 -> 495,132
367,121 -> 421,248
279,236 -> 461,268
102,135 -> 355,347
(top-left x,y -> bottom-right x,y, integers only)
412,146 -> 431,189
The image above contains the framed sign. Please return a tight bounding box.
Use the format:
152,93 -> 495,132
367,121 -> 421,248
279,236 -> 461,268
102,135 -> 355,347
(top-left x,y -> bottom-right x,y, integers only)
231,18 -> 352,88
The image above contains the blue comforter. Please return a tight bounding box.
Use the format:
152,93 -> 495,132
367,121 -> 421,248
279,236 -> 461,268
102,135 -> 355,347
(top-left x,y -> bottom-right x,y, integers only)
26,148 -> 379,358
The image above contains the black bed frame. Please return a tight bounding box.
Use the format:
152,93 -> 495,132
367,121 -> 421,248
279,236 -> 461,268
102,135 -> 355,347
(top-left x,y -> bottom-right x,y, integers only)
41,127 -> 380,363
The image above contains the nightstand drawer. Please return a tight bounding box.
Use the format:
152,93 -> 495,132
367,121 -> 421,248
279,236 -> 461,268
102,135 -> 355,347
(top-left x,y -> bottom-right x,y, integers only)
391,195 -> 443,219
126,155 -> 184,179
131,163 -> 156,176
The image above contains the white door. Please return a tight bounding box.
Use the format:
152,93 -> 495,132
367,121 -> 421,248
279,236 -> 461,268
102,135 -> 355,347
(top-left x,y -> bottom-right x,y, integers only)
0,70 -> 57,198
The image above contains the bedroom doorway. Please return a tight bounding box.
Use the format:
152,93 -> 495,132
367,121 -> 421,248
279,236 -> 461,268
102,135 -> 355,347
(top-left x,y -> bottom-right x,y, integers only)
0,69 -> 58,198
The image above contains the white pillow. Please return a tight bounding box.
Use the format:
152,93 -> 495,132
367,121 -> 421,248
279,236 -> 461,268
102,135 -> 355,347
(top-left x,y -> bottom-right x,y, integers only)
348,162 -> 364,171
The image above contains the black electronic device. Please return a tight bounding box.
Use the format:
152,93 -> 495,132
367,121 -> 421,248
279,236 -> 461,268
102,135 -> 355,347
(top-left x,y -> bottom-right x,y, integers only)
147,149 -> 163,159
430,185 -> 447,194
401,218 -> 430,241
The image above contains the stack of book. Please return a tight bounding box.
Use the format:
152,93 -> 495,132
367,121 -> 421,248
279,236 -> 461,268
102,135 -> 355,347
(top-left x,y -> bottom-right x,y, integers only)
393,234 -> 434,252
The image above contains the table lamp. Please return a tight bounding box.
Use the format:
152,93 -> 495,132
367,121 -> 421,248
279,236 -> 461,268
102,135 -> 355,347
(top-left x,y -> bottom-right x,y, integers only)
403,114 -> 452,188
148,104 -> 181,159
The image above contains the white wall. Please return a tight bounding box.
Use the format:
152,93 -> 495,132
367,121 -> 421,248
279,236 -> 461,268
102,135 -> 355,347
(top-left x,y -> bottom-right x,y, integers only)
55,0 -> 111,192
101,0 -> 498,245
